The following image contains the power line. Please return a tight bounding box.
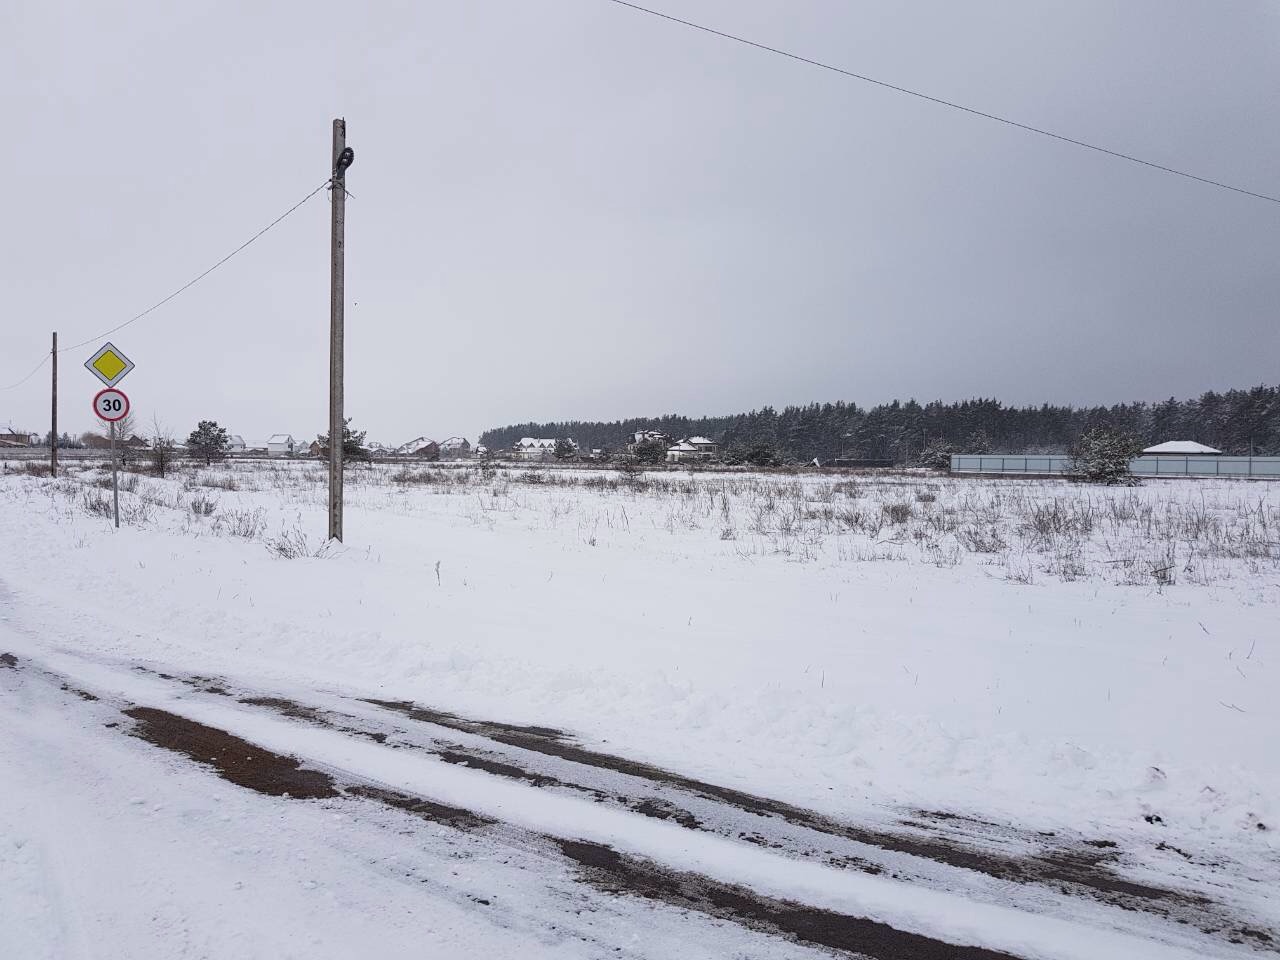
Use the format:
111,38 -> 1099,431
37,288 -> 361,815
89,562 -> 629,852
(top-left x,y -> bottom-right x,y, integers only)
604,0 -> 1280,206
0,355 -> 50,394
58,178 -> 332,355
2,177 -> 329,392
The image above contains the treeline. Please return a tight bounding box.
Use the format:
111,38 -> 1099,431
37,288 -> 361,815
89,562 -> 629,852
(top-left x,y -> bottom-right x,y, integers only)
480,384 -> 1280,462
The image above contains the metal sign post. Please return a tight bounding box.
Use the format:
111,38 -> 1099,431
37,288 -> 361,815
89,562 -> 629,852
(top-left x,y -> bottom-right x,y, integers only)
110,420 -> 119,528
88,344 -> 134,530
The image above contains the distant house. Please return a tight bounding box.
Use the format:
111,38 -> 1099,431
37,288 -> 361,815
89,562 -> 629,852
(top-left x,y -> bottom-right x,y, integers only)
666,436 -> 719,463
627,430 -> 672,453
1142,441 -> 1222,456
513,438 -> 575,460
309,439 -> 325,458
226,435 -> 247,454
396,437 -> 440,460
440,437 -> 471,458
266,434 -> 296,457
0,432 -> 36,447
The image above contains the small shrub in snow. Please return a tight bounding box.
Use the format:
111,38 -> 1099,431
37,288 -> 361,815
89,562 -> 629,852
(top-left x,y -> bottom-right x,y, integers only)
216,508 -> 266,539
883,502 -> 914,524
190,495 -> 217,517
267,527 -> 333,559
391,468 -> 439,485
958,525 -> 1006,553
82,491 -> 111,517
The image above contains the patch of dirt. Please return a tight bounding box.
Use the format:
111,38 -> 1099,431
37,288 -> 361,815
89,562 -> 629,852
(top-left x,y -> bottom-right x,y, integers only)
346,784 -> 495,831
626,797 -> 703,830
60,683 -> 99,701
436,748 -> 564,788
123,707 -> 338,800
362,698 -> 567,743
557,839 -> 1026,960
0,653 -> 18,669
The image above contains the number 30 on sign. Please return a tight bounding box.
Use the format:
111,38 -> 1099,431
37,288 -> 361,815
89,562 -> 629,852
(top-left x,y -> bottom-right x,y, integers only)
93,388 -> 130,422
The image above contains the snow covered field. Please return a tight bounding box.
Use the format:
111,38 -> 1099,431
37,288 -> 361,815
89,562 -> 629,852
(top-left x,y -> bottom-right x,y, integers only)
1,459 -> 1277,957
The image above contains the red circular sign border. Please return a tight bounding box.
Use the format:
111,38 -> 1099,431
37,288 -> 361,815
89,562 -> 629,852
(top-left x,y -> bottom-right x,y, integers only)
92,387 -> 131,423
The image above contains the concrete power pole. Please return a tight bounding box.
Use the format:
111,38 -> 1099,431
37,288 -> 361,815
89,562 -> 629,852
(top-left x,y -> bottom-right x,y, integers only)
328,119 -> 353,542
50,332 -> 58,477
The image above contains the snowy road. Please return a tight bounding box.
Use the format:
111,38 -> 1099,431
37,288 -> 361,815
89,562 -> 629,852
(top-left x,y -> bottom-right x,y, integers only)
3,634 -> 1274,959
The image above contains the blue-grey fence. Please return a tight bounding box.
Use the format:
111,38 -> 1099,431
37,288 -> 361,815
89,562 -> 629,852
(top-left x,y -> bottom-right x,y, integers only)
950,454 -> 1280,479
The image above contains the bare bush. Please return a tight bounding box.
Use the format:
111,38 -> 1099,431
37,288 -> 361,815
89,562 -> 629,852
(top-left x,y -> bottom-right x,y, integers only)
190,494 -> 217,517
215,508 -> 266,539
882,502 -> 914,524
267,527 -> 334,559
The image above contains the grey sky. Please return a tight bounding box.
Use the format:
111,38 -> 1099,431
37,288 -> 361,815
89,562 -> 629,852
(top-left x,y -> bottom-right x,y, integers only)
2,0 -> 1278,447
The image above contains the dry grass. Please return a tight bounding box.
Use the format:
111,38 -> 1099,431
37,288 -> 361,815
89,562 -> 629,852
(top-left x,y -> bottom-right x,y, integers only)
7,459 -> 1278,586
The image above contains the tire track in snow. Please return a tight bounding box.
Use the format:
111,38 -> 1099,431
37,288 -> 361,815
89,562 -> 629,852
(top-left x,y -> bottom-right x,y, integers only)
7,648 -> 1276,958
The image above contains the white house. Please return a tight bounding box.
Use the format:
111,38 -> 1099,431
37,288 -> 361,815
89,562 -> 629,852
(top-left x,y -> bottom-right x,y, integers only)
1142,441 -> 1222,456
226,434 -> 247,453
666,436 -> 719,463
513,438 -> 563,461
266,434 -> 296,457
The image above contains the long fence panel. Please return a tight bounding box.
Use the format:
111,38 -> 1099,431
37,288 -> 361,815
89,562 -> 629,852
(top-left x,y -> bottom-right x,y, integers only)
950,454 -> 1280,479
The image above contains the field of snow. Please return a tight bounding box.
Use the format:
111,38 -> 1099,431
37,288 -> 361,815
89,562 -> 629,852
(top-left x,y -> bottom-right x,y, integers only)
1,458 -> 1277,957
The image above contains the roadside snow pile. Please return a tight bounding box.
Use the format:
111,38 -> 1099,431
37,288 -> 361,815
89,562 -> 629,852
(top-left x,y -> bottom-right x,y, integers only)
1,461 -> 1276,865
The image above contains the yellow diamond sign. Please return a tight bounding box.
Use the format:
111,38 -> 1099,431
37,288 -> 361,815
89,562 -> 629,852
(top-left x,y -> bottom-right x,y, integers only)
85,342 -> 135,387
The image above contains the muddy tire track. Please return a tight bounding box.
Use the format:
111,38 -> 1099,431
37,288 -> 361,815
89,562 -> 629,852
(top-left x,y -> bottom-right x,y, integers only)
21,654 -> 1275,954
558,839 -> 1025,960
106,699 -> 1036,959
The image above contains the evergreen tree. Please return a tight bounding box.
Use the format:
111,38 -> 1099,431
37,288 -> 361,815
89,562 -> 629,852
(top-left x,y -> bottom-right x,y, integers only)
1069,429 -> 1143,484
187,420 -> 230,466
316,418 -> 370,464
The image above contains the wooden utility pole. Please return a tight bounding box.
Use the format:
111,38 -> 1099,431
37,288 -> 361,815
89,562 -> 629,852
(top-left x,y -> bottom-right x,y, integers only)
328,118 -> 351,541
50,332 -> 58,477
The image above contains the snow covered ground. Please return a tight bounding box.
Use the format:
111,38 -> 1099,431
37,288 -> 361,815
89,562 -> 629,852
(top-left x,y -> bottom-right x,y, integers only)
1,459 -> 1276,957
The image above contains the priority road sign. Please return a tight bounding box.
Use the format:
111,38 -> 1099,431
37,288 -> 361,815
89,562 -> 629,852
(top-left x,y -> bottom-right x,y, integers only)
85,342 -> 135,387
93,388 -> 130,423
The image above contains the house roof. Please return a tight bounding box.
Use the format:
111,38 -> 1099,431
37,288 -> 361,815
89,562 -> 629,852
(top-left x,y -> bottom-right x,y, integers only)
395,436 -> 437,454
685,436 -> 715,445
441,436 -> 468,446
667,442 -> 698,453
267,434 -> 294,444
226,435 -> 246,446
516,438 -> 557,448
1142,440 -> 1222,455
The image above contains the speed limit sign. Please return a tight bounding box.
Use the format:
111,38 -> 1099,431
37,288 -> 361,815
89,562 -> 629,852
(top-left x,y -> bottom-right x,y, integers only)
93,388 -> 131,422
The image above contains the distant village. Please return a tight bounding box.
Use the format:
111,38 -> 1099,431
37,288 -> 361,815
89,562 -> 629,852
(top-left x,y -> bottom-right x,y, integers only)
0,427 -> 721,464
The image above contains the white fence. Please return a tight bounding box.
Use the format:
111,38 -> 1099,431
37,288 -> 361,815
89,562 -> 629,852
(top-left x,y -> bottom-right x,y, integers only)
950,454 -> 1280,479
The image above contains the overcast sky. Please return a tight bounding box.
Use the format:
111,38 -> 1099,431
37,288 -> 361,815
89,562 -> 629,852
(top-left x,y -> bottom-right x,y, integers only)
2,0 -> 1278,445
